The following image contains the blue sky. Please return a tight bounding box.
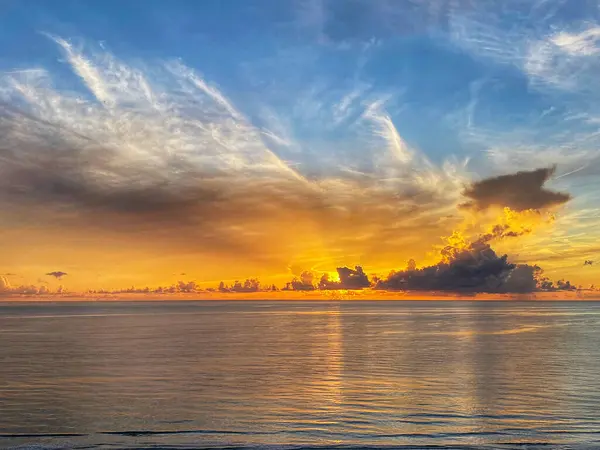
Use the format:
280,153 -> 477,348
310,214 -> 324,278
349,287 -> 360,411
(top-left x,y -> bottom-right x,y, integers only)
2,0 -> 600,288
1,0 -> 582,173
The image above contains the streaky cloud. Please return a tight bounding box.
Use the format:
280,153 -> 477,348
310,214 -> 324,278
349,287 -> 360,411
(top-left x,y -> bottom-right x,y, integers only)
46,271 -> 68,279
0,35 -> 467,267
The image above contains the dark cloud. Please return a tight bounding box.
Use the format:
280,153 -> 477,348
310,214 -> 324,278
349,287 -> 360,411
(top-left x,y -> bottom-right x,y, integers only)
231,279 -> 261,293
476,223 -> 532,245
213,243 -> 574,293
0,115 -> 224,221
378,242 -> 516,292
46,271 -> 68,279
282,266 -> 372,291
377,240 -> 574,294
461,167 -> 571,211
0,106 -> 331,266
177,281 -> 198,293
283,271 -> 316,291
319,266 -> 370,290
216,279 -> 262,293
502,264 -> 540,293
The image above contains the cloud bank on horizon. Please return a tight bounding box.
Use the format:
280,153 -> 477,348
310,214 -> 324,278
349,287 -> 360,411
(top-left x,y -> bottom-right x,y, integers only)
0,0 -> 599,292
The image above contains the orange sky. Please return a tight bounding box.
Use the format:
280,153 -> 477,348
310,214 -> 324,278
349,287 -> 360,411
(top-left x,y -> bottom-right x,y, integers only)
1,202 -> 597,294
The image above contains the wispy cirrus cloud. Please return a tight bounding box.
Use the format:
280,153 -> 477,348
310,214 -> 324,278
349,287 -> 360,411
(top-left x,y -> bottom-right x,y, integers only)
442,3 -> 600,186
551,27 -> 600,56
525,25 -> 600,92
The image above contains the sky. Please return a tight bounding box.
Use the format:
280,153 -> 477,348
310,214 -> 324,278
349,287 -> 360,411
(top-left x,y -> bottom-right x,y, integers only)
1,0 -> 599,295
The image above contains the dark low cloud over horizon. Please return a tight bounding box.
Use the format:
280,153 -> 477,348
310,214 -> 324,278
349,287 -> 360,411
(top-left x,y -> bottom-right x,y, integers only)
282,238 -> 575,294
376,240 -> 573,293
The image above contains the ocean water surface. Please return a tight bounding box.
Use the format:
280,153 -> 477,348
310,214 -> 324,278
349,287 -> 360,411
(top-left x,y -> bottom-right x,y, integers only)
1,300 -> 600,449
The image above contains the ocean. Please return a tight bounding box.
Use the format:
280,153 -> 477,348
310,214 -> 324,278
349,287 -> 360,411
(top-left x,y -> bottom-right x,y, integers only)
1,300 -> 600,449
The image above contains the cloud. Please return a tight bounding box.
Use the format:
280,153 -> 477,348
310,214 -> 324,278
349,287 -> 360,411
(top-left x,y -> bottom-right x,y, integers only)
525,24 -> 600,91
377,240 -> 572,294
0,40 -> 319,262
0,276 -> 11,291
258,234 -> 574,294
293,0 -> 464,47
0,281 -> 61,296
177,281 -> 198,293
0,36 -> 468,270
318,265 -> 370,290
46,271 -> 68,279
379,241 -> 515,292
444,4 -> 600,190
476,223 -> 532,244
281,270 -> 318,291
551,28 -> 600,57
362,100 -> 412,164
461,167 -> 571,212
228,279 -> 261,293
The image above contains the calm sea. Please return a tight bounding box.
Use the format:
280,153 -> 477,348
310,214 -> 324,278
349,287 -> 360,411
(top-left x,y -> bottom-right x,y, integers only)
1,301 -> 600,449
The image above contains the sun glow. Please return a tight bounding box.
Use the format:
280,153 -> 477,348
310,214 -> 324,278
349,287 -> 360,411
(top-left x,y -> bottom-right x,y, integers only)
419,207 -> 559,267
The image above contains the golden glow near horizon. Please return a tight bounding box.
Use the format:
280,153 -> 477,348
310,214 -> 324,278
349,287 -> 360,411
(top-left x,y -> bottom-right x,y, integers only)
0,187 -> 596,294
0,190 -> 595,295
